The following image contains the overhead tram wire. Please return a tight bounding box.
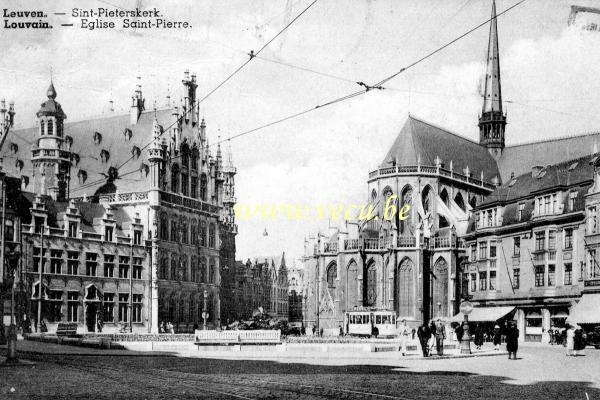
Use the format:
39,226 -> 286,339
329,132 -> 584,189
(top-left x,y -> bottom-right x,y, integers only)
113,0 -> 319,173
202,0 -> 528,149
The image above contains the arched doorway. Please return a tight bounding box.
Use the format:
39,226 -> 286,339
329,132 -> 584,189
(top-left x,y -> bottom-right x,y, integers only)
346,260 -> 359,310
395,258 -> 414,318
85,285 -> 102,332
431,257 -> 449,319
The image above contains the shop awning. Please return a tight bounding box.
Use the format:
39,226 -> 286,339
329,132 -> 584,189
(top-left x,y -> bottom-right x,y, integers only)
567,293 -> 600,324
451,306 -> 515,322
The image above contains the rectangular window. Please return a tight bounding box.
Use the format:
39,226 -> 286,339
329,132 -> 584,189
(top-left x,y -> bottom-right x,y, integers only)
518,203 -> 525,221
544,195 -> 551,215
548,264 -> 555,286
133,257 -> 143,279
513,236 -> 521,257
209,224 -> 216,248
564,228 -> 573,249
535,231 -> 545,251
67,291 -> 79,322
589,207 -> 597,234
68,221 -> 78,238
548,230 -> 556,250
470,245 -> 476,262
191,177 -> 198,199
479,271 -> 487,291
479,241 -> 487,259
489,241 -> 497,258
171,221 -> 178,242
489,270 -> 496,290
569,191 -> 577,211
103,293 -> 114,323
85,253 -> 97,277
588,249 -> 596,279
50,249 -> 63,274
133,230 -> 142,245
564,263 -> 572,285
181,174 -> 189,197
513,269 -> 520,289
470,273 -> 477,292
67,251 -> 79,275
535,265 -> 545,287
47,290 -> 63,323
118,294 -> 129,323
4,219 -> 15,241
118,256 -> 130,279
105,226 -> 114,242
132,294 -> 142,323
104,254 -> 115,278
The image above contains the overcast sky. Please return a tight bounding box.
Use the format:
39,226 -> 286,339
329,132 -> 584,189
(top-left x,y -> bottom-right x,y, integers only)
2,0 -> 600,262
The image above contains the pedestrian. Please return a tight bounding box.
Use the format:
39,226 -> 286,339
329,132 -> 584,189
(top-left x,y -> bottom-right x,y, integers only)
561,327 -> 567,347
506,322 -> 519,360
429,320 -> 437,354
554,328 -> 562,345
398,319 -> 410,356
435,319 -> 446,356
339,324 -> 343,337
549,327 -> 554,345
493,324 -> 502,351
566,324 -> 575,356
159,321 -> 165,333
417,322 -> 431,357
454,323 -> 464,343
573,325 -> 586,356
167,321 -> 174,334
474,323 -> 484,350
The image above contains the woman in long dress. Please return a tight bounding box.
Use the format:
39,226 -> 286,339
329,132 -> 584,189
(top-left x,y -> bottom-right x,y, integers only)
566,324 -> 575,356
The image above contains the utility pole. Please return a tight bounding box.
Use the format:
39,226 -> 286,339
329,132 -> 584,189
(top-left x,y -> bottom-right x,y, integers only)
128,234 -> 133,333
37,222 -> 44,332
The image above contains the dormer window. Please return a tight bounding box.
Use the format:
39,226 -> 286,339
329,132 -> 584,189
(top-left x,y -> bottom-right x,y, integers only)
133,230 -> 142,245
105,226 -> 114,242
518,203 -> 525,221
569,191 -> 577,211
68,221 -> 78,238
537,194 -> 557,216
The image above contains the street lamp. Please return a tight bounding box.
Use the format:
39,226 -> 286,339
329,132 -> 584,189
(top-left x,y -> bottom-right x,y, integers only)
459,300 -> 473,354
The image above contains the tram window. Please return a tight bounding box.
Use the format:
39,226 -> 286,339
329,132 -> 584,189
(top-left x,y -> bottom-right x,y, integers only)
391,316 -> 396,324
376,316 -> 381,324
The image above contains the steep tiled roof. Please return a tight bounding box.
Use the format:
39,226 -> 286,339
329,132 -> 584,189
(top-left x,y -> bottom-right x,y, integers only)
381,116 -> 500,182
1,107 -> 202,198
480,153 -> 596,207
497,132 -> 600,181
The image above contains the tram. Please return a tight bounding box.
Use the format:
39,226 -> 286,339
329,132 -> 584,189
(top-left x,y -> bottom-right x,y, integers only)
345,310 -> 397,337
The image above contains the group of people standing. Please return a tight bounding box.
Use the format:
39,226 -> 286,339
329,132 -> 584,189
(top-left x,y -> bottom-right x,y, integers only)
415,319 -> 519,359
415,319 -> 448,357
159,321 -> 175,334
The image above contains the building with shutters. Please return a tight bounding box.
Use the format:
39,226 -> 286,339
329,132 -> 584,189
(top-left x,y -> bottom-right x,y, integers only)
0,70 -> 236,334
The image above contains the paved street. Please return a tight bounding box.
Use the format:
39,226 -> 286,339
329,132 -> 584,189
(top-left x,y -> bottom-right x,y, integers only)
1,342 -> 599,399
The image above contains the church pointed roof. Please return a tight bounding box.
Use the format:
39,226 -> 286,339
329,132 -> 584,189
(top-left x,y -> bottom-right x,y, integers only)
380,115 -> 501,182
482,0 -> 503,114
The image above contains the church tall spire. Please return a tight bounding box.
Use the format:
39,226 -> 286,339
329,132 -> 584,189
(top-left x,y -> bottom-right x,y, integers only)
479,0 -> 506,159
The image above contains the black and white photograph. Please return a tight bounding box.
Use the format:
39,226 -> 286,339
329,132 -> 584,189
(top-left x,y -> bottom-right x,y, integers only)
1,0 -> 600,398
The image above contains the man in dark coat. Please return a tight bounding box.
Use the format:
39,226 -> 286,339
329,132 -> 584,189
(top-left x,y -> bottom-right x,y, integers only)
417,322 -> 431,357
474,323 -> 484,350
506,322 -> 519,360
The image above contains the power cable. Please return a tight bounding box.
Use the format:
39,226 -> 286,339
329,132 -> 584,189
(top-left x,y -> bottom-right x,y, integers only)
114,0 -> 319,173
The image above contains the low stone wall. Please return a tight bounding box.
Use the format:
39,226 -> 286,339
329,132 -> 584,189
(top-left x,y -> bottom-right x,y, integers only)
84,333 -> 195,342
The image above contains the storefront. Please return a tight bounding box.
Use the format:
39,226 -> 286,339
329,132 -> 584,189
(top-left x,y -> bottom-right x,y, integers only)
524,309 -> 543,342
